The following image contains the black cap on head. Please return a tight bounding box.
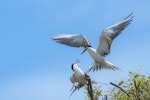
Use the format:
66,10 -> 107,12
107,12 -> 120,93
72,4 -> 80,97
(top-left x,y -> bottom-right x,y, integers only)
71,64 -> 74,71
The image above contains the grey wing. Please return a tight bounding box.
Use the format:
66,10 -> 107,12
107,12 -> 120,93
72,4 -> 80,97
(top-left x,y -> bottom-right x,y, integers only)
96,12 -> 133,56
50,34 -> 89,47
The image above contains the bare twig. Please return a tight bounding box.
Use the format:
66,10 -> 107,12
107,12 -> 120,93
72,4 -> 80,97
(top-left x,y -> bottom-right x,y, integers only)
110,82 -> 131,98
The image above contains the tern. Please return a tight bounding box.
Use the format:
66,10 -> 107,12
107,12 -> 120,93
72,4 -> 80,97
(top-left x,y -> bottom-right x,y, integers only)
70,60 -> 87,85
69,60 -> 97,97
70,60 -> 89,97
50,13 -> 133,72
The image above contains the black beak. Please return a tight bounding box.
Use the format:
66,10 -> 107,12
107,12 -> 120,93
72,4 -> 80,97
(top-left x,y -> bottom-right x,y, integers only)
81,47 -> 87,55
81,45 -> 91,55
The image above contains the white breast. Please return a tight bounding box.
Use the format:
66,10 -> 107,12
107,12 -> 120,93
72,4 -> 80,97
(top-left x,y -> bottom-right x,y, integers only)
87,47 -> 104,63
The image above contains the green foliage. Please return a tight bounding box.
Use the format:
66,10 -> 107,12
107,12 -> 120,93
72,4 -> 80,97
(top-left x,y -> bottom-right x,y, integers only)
107,69 -> 150,100
85,84 -> 102,100
85,68 -> 150,100
93,85 -> 102,99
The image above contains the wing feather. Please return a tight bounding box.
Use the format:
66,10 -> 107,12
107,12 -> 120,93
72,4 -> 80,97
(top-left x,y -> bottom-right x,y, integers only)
96,13 -> 133,56
50,34 -> 89,47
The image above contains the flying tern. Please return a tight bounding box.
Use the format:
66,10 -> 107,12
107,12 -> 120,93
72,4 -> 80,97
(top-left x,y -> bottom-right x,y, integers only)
50,13 -> 133,72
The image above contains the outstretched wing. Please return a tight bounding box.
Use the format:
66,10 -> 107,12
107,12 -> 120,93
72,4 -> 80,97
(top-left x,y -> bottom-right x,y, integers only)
50,34 -> 89,47
96,12 -> 133,56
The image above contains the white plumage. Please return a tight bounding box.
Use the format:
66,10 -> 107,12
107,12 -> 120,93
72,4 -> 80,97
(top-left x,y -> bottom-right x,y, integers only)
70,62 -> 87,85
50,13 -> 133,72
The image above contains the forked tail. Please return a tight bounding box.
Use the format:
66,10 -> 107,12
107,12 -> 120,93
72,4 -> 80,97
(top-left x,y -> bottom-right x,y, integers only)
87,61 -> 119,72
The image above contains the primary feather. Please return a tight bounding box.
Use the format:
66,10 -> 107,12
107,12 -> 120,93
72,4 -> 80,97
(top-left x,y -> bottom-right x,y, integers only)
96,12 -> 133,56
50,34 -> 89,47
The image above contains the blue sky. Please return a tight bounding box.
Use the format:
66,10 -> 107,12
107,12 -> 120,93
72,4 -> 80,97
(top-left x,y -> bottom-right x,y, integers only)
0,0 -> 150,100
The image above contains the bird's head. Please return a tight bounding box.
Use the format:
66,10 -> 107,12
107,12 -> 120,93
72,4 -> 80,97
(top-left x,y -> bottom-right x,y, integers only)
71,59 -> 80,71
81,45 -> 91,54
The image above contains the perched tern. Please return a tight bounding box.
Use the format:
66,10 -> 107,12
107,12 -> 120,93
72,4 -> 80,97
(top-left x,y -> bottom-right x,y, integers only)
69,60 -> 97,97
70,60 -> 87,85
69,60 -> 88,97
50,13 -> 133,72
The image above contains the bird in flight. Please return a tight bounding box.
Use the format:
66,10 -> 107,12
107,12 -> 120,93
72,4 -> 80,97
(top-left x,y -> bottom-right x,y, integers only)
50,13 -> 133,72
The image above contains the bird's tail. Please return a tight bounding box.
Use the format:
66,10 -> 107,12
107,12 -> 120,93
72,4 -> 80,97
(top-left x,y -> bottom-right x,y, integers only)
87,60 -> 119,72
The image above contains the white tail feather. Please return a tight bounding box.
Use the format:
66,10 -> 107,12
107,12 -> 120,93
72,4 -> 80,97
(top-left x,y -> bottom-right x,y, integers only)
87,60 -> 119,72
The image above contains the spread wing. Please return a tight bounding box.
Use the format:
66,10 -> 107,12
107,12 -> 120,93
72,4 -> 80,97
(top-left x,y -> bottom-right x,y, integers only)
96,12 -> 133,56
50,34 -> 89,47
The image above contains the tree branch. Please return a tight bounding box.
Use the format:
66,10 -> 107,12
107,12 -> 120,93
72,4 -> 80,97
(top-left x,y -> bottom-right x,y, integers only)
85,74 -> 94,100
110,82 -> 130,98
133,80 -> 143,100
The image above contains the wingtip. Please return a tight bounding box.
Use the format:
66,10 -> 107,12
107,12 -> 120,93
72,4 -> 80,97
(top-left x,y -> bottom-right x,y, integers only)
48,34 -> 55,37
49,34 -> 61,40
124,12 -> 134,20
129,12 -> 134,16
48,34 -> 55,40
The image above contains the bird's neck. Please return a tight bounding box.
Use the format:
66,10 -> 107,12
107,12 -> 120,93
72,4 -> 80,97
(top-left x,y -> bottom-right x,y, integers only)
74,66 -> 81,71
86,47 -> 100,60
87,47 -> 96,53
